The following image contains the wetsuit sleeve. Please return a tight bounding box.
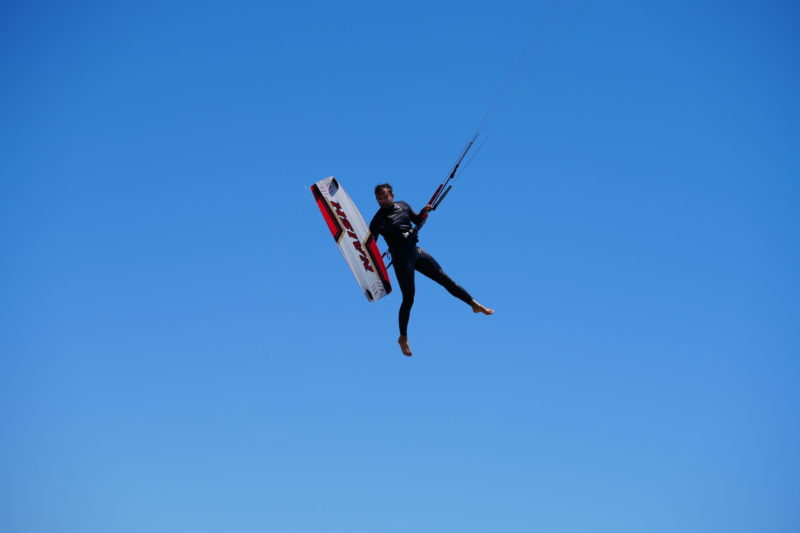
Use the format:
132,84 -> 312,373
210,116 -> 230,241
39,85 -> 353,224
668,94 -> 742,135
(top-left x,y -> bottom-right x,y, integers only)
369,211 -> 382,239
400,201 -> 423,225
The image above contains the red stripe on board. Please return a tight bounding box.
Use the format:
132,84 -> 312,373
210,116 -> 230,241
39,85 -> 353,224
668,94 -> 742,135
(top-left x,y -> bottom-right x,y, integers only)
366,234 -> 392,294
311,184 -> 343,242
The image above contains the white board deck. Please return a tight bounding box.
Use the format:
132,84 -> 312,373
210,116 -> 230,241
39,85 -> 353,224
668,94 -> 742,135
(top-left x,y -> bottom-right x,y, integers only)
311,176 -> 392,302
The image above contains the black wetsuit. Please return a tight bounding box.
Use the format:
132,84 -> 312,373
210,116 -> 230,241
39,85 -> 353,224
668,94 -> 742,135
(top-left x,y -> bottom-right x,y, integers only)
369,201 -> 473,336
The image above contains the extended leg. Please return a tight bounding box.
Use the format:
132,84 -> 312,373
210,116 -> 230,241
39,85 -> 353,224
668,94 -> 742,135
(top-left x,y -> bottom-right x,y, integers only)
416,248 -> 494,315
415,248 -> 473,304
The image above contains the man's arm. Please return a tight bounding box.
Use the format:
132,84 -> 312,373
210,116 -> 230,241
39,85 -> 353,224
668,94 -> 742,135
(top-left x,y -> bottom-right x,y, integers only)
369,211 -> 383,240
410,203 -> 432,225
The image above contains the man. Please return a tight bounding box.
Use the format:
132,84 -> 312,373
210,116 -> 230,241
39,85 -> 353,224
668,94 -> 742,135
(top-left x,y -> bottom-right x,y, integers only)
369,183 -> 493,356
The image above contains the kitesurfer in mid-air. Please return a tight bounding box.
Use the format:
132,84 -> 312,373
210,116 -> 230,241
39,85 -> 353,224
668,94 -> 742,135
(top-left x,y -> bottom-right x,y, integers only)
369,183 -> 493,356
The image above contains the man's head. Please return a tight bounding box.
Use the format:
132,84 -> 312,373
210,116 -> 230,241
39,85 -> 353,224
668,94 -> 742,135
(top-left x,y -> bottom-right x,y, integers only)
375,183 -> 394,208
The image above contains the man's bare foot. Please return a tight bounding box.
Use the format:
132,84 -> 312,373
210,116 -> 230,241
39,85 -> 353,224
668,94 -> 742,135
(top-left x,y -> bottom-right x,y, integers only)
470,299 -> 494,315
398,335 -> 413,356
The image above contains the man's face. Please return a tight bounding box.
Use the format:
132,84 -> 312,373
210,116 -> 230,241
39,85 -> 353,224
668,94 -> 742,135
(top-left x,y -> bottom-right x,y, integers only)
376,187 -> 394,208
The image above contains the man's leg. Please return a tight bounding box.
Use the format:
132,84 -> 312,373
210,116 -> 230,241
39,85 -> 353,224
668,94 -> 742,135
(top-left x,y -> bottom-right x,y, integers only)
415,248 -> 473,303
416,248 -> 494,315
393,253 -> 416,356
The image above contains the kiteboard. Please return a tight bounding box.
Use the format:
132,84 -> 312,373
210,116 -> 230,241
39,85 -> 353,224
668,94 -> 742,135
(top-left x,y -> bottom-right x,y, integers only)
311,176 -> 392,302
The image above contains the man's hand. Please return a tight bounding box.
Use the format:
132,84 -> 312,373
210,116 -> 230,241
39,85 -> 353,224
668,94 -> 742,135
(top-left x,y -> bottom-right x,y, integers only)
420,204 -> 433,216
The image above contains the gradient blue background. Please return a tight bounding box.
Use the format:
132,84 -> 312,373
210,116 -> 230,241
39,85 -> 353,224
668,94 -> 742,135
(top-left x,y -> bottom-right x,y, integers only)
2,1 -> 798,532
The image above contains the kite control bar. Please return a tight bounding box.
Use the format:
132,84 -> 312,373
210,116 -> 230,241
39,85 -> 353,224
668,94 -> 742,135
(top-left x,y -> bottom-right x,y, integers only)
426,132 -> 478,213
415,132 -> 479,234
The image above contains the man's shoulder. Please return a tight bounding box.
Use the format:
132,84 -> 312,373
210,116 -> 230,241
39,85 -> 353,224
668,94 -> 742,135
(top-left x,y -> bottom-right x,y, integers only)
369,208 -> 385,227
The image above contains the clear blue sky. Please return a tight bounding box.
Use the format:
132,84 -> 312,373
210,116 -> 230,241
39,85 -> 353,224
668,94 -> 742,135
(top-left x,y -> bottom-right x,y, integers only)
2,1 -> 798,532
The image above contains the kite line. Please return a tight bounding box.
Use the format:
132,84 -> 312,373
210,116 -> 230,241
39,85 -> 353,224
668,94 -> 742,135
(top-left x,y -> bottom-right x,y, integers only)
423,0 -> 592,218
383,0 -> 592,266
